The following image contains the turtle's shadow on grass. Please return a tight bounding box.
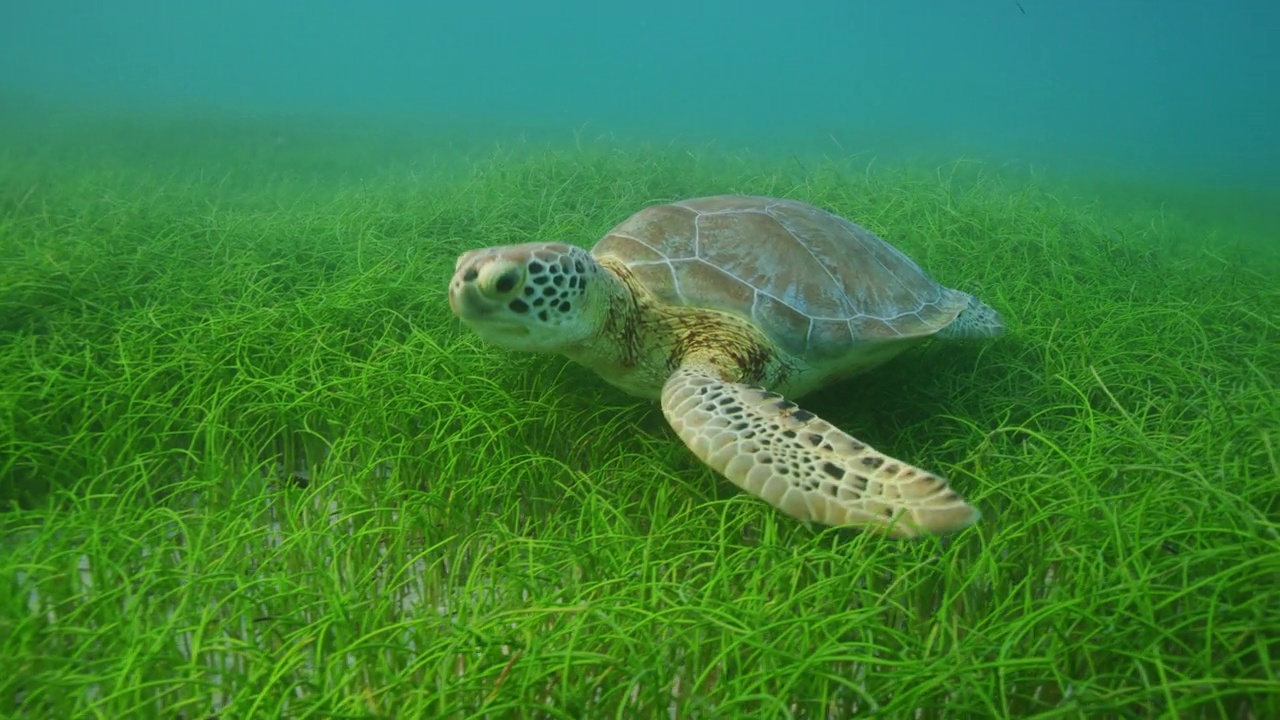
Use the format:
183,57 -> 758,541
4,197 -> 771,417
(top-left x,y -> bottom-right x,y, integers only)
807,345 -> 999,440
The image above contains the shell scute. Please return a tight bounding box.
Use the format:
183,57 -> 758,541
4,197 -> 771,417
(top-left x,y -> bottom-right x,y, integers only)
592,195 -> 969,359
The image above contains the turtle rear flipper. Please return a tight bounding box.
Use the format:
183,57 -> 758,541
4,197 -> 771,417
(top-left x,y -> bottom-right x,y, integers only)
660,364 -> 980,538
934,291 -> 1005,341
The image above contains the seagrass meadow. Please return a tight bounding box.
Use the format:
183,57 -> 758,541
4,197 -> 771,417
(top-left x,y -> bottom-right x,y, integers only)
1,111 -> 1278,719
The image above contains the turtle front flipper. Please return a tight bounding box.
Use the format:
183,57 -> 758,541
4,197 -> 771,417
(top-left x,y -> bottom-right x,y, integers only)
660,364 -> 980,538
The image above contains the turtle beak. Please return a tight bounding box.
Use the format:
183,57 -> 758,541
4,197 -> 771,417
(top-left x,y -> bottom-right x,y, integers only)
447,280 -> 466,316
448,259 -> 487,320
448,252 -> 531,337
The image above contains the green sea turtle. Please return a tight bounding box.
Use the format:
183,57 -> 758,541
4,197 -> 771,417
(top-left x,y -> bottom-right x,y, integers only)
448,195 -> 1003,538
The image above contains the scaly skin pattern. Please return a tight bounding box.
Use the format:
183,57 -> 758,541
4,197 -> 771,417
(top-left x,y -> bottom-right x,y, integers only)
659,361 -> 980,538
560,255 -> 798,400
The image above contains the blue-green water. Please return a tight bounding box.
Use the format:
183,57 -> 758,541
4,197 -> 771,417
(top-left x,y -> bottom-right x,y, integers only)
2,0 -> 1276,189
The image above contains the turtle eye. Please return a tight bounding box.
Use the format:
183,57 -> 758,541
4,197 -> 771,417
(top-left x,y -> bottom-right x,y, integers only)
494,269 -> 520,295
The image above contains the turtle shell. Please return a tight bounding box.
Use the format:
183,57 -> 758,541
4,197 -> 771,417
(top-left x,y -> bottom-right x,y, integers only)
590,195 -> 970,360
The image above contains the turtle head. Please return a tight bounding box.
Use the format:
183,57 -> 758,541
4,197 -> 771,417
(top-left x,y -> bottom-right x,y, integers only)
449,243 -> 605,353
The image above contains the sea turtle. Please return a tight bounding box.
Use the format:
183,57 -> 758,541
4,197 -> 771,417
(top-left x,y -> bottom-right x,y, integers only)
448,195 -> 1004,538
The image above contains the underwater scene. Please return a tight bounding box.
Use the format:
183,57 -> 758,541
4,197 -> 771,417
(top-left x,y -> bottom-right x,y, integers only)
1,1 -> 1277,718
